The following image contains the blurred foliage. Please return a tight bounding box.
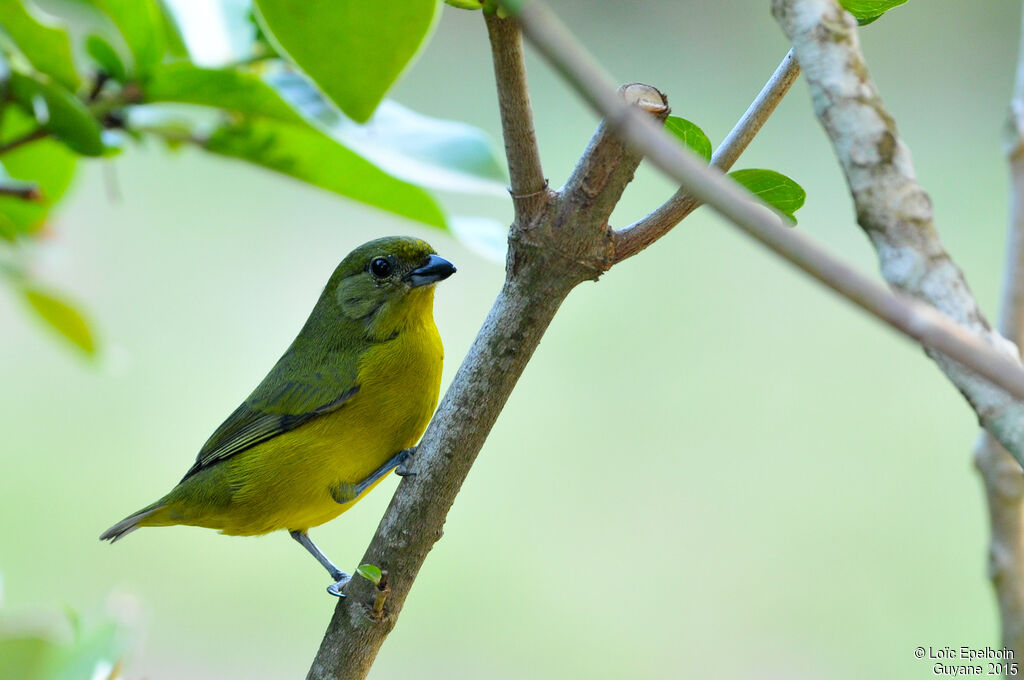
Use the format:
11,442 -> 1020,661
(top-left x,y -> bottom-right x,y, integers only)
0,0 -> 505,355
0,590 -> 123,680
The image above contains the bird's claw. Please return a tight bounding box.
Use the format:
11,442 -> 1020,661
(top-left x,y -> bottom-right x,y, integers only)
327,572 -> 352,598
395,447 -> 417,477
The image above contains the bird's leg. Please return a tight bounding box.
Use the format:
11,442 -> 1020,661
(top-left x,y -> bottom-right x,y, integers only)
289,530 -> 351,597
353,448 -> 417,494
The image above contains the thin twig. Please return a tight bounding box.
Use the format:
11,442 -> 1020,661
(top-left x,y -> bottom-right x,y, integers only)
512,0 -> 1024,461
614,49 -> 801,262
484,12 -> 549,223
0,182 -> 42,201
973,1 -> 1024,662
0,128 -> 47,155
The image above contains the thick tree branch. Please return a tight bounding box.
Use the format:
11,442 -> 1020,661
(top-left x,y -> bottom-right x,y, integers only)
770,0 -> 1024,458
973,3 -> 1024,661
614,49 -> 801,263
485,12 -> 549,223
510,0 -> 1024,456
306,21 -> 669,677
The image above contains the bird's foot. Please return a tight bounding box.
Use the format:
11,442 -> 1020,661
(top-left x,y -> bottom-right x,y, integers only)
395,447 -> 418,477
327,571 -> 352,598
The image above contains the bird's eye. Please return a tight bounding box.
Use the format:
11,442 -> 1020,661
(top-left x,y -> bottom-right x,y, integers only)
369,257 -> 392,279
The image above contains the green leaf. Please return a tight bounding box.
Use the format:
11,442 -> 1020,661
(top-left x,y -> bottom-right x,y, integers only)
445,0 -> 484,8
0,0 -> 81,91
85,34 -> 128,82
267,69 -> 507,194
356,564 -> 382,586
728,168 -> 806,224
8,72 -> 104,156
839,0 -> 907,24
83,0 -> 166,76
205,116 -> 446,228
0,108 -> 77,233
664,116 -> 712,163
253,0 -> 442,123
21,285 -> 97,355
144,63 -> 306,125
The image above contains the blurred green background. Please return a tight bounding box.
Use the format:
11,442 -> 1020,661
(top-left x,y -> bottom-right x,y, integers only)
2,0 -> 1020,677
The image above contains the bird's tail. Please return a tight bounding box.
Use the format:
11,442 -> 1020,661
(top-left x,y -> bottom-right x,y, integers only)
99,502 -> 164,542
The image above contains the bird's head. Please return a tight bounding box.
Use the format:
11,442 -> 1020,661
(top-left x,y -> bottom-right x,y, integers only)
327,236 -> 456,338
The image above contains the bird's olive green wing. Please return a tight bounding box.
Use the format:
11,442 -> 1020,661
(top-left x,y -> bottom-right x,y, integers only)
180,353 -> 360,482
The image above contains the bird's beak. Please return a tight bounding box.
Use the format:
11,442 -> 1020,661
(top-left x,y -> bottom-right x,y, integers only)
406,254 -> 457,288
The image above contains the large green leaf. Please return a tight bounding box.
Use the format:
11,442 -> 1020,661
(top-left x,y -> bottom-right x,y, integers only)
0,0 -> 81,90
253,0 -> 442,123
664,116 -> 712,163
839,0 -> 907,24
21,286 -> 97,355
205,117 -> 446,228
267,69 -> 507,194
0,110 -> 77,235
83,0 -> 166,75
8,72 -> 104,156
143,63 -> 305,125
729,168 -> 806,224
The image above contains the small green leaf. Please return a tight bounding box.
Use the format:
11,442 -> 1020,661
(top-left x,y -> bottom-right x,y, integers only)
21,286 -> 97,355
144,63 -> 306,125
839,0 -> 907,24
446,0 -> 484,9
729,168 -> 806,224
356,564 -> 382,586
0,0 -> 81,91
253,0 -> 442,123
8,72 -> 104,156
83,0 -> 166,76
85,35 -> 127,82
664,116 -> 712,163
205,117 -> 446,228
0,108 -> 77,234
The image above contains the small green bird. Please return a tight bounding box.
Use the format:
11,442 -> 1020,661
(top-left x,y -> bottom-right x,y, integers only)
101,236 -> 455,596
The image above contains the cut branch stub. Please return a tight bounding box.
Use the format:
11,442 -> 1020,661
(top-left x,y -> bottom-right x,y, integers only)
516,82 -> 670,281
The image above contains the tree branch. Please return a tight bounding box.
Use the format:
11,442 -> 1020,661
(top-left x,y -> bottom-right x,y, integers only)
306,31 -> 669,680
509,0 -> 1024,459
973,2 -> 1024,661
614,49 -> 801,263
485,12 -> 549,223
770,0 -> 1024,458
0,182 -> 41,201
0,127 -> 47,155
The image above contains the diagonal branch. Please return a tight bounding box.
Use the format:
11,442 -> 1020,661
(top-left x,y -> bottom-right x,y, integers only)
614,49 -> 801,263
973,1 -> 1024,661
485,12 -> 549,224
770,0 -> 1024,459
509,0 -> 1024,460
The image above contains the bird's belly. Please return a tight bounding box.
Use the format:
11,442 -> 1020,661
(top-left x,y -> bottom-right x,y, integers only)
212,326 -> 443,535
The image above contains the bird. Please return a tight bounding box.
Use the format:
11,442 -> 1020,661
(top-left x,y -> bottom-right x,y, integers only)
101,236 -> 456,596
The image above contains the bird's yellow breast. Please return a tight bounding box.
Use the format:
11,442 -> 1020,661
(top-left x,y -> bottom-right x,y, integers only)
154,296 -> 444,536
